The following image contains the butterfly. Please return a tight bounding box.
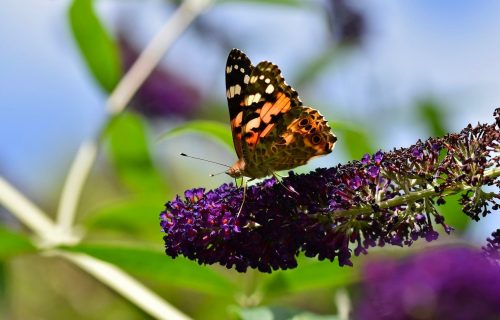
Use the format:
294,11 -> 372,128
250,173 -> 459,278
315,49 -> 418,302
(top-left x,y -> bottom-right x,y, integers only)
224,49 -> 337,180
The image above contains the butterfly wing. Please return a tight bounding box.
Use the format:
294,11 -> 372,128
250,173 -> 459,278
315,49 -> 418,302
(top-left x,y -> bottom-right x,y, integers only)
225,49 -> 253,159
239,60 -> 337,177
261,106 -> 337,171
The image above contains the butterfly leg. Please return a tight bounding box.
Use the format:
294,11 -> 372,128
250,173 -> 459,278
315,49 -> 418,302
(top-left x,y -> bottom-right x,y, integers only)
271,172 -> 300,196
237,178 -> 254,217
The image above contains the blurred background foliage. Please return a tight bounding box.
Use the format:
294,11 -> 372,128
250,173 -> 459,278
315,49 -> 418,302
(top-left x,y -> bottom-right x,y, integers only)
0,0 -> 499,319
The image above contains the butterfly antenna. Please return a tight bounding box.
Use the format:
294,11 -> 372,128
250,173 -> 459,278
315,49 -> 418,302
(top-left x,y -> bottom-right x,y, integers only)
209,170 -> 227,177
180,153 -> 230,168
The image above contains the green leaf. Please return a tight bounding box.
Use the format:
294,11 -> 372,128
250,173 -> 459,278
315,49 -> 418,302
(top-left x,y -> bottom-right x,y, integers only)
416,99 -> 447,137
83,197 -> 166,241
332,121 -> 375,160
235,306 -> 275,320
106,112 -> 167,194
69,0 -> 122,92
67,244 -> 237,297
261,257 -> 359,297
158,120 -> 233,151
436,192 -> 469,232
0,263 -> 6,316
234,306 -> 340,320
0,227 -> 36,259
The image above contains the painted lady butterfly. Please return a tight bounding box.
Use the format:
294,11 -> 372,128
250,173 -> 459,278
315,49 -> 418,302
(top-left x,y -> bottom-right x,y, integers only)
225,49 -> 337,179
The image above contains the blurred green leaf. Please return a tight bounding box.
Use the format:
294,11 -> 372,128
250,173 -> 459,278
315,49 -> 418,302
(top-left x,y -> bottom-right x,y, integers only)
416,99 -> 447,137
83,197 -> 165,239
236,306 -> 275,320
106,112 -> 167,194
0,227 -> 36,259
0,263 -> 6,318
234,306 -> 339,320
332,121 -> 375,160
69,0 -> 122,92
67,244 -> 237,296
436,192 -> 469,232
159,120 -> 233,151
261,257 -> 358,297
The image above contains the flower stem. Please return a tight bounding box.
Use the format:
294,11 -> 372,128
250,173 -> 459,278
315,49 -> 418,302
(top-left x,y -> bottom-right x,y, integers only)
49,250 -> 192,320
0,177 -> 57,240
335,166 -> 500,218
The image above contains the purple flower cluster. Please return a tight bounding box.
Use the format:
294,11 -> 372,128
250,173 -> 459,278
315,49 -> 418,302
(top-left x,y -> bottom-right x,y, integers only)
483,229 -> 500,262
160,110 -> 500,272
327,0 -> 366,46
355,247 -> 500,320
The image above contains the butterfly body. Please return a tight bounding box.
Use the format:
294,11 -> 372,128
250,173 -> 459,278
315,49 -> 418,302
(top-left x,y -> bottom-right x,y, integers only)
225,49 -> 337,179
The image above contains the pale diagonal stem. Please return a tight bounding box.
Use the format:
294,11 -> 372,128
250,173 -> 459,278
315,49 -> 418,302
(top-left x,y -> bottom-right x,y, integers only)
0,177 -> 57,240
55,0 -> 213,233
50,250 -> 191,320
55,141 -> 98,237
106,0 -> 213,115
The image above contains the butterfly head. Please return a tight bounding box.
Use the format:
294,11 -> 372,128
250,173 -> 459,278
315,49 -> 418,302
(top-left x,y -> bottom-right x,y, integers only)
226,159 -> 246,178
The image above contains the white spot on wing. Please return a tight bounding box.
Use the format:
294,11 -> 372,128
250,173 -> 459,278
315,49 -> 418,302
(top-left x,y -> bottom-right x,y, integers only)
229,86 -> 235,98
240,68 -> 245,73
259,75 -> 264,80
250,76 -> 258,83
254,93 -> 261,103
234,64 -> 239,69
265,78 -> 271,84
234,84 -> 241,95
244,74 -> 250,84
245,93 -> 261,106
226,66 -> 232,73
265,84 -> 274,94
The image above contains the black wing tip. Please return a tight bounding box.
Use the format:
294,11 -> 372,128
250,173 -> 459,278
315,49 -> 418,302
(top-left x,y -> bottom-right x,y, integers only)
228,48 -> 245,57
230,48 -> 243,54
228,48 -> 251,63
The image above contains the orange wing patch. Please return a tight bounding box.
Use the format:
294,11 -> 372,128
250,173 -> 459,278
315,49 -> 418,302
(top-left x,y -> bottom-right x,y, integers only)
243,93 -> 292,148
260,123 -> 275,138
260,93 -> 291,125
